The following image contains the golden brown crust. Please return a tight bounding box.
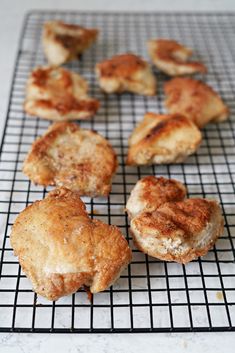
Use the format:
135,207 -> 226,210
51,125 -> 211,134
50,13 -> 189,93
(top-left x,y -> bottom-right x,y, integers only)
127,177 -> 224,264
148,39 -> 207,76
158,199 -> 214,235
29,98 -> 99,117
91,219 -> 132,293
24,66 -> 100,121
96,53 -> 157,96
10,187 -> 132,301
126,176 -> 187,218
97,54 -> 146,78
23,122 -> 118,197
164,77 -> 229,128
131,199 -> 223,264
126,113 -> 202,165
43,20 -> 98,66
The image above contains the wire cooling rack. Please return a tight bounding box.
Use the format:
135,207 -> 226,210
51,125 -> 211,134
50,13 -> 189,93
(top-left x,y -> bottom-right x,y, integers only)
0,11 -> 235,333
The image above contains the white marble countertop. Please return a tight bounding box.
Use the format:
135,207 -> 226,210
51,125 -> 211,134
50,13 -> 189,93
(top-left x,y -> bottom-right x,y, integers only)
1,0 -> 235,352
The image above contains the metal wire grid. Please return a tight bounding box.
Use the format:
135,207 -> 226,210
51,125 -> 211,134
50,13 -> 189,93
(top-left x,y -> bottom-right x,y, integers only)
0,11 -> 235,333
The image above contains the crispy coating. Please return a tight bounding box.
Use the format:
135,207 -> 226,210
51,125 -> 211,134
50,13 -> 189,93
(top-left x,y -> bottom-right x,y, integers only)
23,122 -> 118,197
126,113 -> 202,165
10,188 -> 132,301
43,20 -> 98,66
126,176 -> 187,218
24,66 -> 100,121
96,53 -> 157,95
127,177 -> 224,263
147,39 -> 207,76
164,77 -> 229,128
131,198 -> 223,264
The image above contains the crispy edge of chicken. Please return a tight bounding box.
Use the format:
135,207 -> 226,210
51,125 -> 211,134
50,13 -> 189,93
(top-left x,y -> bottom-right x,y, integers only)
24,66 -> 100,121
147,39 -> 207,76
23,122 -> 118,197
43,20 -> 98,66
164,77 -> 229,128
126,112 -> 202,166
126,175 -> 187,218
10,187 -> 132,301
130,198 -> 224,264
96,53 -> 157,96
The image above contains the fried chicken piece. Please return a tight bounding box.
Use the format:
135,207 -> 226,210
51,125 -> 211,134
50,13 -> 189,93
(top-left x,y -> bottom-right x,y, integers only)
10,188 -> 132,301
96,53 -> 157,96
126,176 -> 224,264
43,20 -> 98,66
164,77 -> 229,128
147,39 -> 207,76
126,176 -> 187,218
131,199 -> 223,264
23,122 -> 118,197
126,113 -> 202,166
24,66 -> 100,121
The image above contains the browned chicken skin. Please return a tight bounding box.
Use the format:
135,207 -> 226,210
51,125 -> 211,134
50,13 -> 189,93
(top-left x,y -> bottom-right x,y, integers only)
10,188 -> 132,301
